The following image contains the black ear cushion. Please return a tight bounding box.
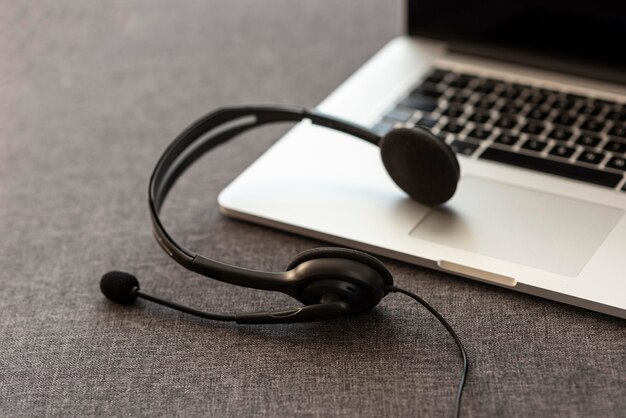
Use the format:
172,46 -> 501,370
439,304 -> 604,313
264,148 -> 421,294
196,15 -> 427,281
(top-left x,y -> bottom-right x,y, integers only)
380,127 -> 460,206
286,247 -> 393,285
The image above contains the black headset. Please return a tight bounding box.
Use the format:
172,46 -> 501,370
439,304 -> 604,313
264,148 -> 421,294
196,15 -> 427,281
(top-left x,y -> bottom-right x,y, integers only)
100,105 -> 468,417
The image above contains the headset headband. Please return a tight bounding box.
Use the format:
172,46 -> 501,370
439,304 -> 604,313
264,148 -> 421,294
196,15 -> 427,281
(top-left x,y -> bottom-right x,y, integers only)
148,106 -> 381,287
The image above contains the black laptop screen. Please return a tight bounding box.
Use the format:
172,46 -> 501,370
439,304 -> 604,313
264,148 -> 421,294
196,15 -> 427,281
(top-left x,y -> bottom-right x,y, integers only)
407,0 -> 626,81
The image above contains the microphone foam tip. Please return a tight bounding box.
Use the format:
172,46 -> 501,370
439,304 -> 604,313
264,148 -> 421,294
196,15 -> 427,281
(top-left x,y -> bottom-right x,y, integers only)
100,271 -> 140,305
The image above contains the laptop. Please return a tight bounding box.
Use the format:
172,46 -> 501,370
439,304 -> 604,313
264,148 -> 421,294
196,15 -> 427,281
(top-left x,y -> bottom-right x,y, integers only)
218,0 -> 626,319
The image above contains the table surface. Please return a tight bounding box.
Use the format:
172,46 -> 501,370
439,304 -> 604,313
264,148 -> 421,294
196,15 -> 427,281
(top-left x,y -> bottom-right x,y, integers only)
1,1 -> 625,416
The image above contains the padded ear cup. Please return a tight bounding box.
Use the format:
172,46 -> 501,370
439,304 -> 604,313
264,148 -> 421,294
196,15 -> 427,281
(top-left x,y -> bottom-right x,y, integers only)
286,247 -> 393,286
379,127 -> 460,206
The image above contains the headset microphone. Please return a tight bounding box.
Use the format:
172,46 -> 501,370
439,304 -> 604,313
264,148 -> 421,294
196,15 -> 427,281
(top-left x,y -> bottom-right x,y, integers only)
100,271 -> 351,324
101,106 -> 469,417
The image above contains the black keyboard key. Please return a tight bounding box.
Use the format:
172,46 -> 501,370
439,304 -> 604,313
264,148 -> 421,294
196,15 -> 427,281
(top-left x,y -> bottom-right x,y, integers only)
606,156 -> 626,171
540,87 -> 560,97
494,133 -> 519,146
575,134 -> 601,148
451,140 -> 478,156
548,144 -> 576,159
400,97 -> 437,112
449,75 -> 474,89
525,91 -> 547,105
416,117 -> 437,129
423,69 -> 449,84
548,128 -> 573,142
500,86 -> 521,100
384,109 -> 413,122
479,147 -> 622,188
553,114 -> 577,127
593,98 -> 618,107
442,121 -> 464,134
468,111 -> 491,124
521,138 -> 547,152
474,96 -> 499,110
580,119 -> 605,132
578,104 -> 603,116
494,116 -> 518,130
423,75 -> 444,85
609,125 -> 626,138
604,140 -> 626,154
411,83 -> 443,98
566,93 -> 586,101
448,95 -> 470,105
373,122 -> 393,136
474,80 -> 497,94
473,95 -> 496,107
551,97 -> 575,111
606,110 -> 626,122
526,108 -> 550,121
448,80 -> 468,90
521,122 -> 546,135
577,150 -> 605,165
467,127 -> 491,140
443,106 -> 465,118
485,77 -> 504,86
512,82 -> 530,90
500,102 -> 524,115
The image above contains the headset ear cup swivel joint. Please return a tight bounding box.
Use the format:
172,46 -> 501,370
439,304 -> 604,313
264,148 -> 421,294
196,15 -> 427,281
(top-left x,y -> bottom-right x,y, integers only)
286,247 -> 394,314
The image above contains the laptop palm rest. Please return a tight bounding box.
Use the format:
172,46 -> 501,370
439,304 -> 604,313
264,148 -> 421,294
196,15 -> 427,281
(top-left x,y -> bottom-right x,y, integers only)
410,176 -> 623,276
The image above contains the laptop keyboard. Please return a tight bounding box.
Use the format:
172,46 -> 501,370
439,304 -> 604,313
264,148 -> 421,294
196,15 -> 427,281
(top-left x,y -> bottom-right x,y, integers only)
374,67 -> 626,191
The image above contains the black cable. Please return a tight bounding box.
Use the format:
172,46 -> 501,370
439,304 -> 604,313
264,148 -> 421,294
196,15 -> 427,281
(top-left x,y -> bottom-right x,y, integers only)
386,286 -> 469,418
135,290 -> 236,322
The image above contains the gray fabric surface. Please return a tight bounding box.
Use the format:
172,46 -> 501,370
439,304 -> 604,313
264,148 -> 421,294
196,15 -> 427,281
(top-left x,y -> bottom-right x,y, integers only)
1,1 -> 624,416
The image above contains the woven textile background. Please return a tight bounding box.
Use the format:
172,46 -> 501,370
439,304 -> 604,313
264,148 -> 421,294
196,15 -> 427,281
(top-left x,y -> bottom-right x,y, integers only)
1,1 -> 624,416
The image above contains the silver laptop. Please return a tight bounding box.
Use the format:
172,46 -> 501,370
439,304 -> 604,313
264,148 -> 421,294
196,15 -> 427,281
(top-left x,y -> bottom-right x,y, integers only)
218,1 -> 626,319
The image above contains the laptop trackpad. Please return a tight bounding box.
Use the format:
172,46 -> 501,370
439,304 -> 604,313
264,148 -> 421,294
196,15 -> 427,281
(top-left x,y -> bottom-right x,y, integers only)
410,176 -> 623,276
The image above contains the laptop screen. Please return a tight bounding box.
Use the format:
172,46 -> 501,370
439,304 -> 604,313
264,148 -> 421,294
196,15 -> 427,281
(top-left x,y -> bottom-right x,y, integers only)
407,0 -> 626,82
